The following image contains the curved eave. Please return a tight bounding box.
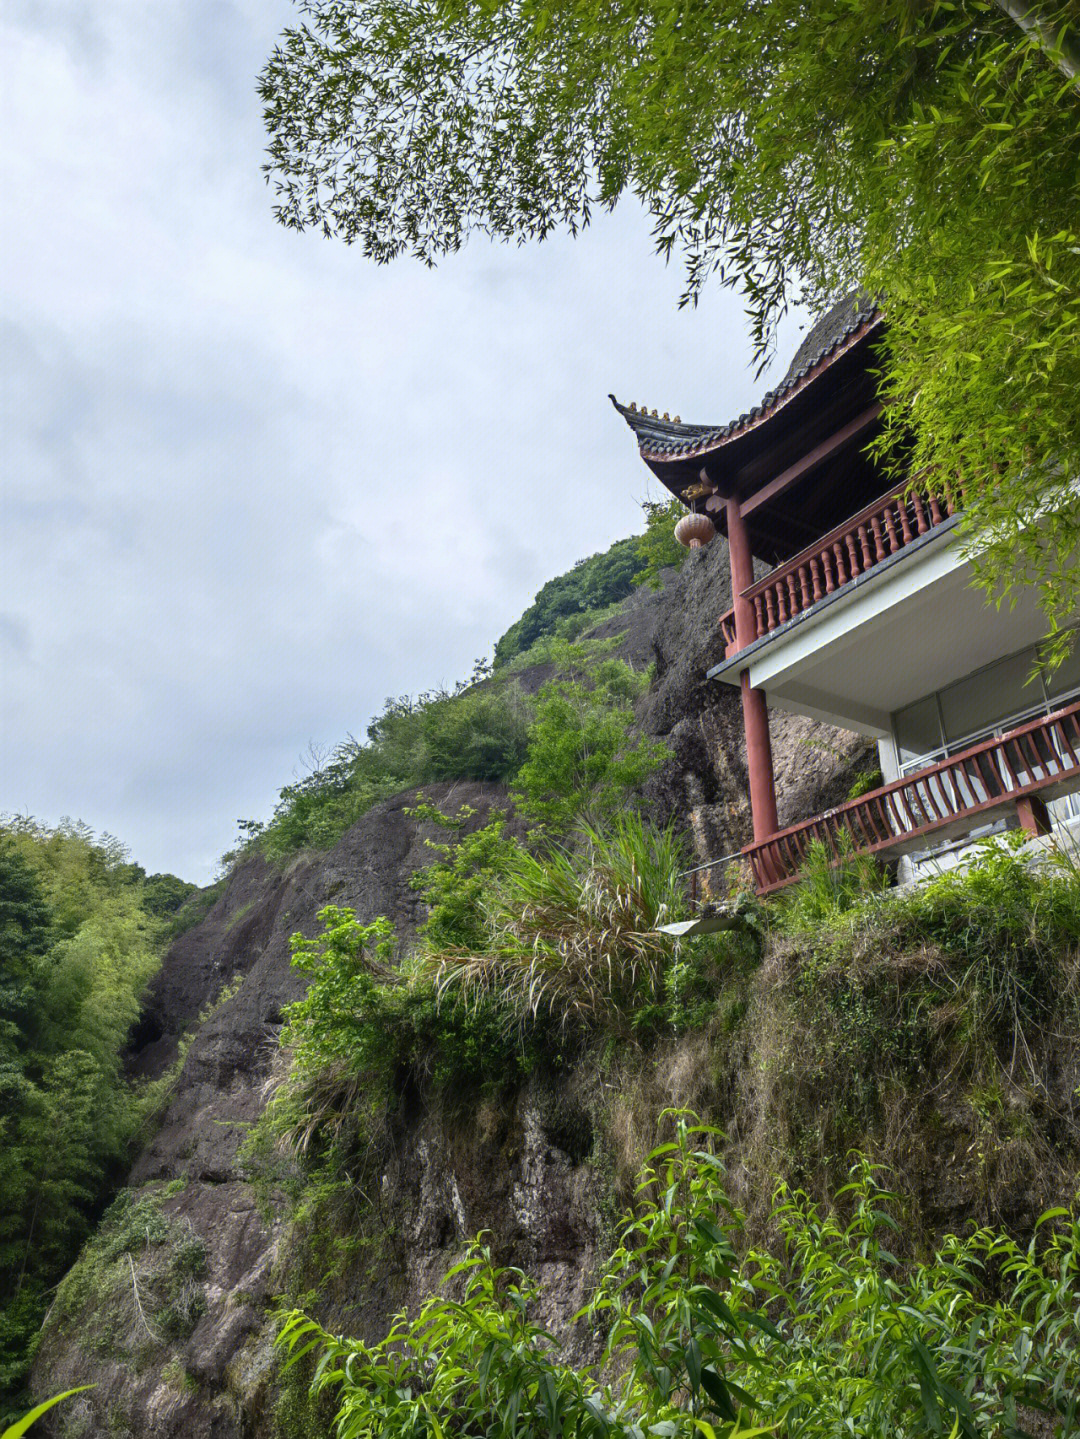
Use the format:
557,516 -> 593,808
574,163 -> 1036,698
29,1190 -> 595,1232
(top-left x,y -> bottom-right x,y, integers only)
611,310 -> 883,467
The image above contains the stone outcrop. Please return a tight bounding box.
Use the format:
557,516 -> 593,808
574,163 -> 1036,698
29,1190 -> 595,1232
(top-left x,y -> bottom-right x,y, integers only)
608,543 -> 874,884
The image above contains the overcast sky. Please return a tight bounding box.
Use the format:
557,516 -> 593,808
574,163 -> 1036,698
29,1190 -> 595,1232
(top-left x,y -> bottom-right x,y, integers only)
2,0 -> 809,883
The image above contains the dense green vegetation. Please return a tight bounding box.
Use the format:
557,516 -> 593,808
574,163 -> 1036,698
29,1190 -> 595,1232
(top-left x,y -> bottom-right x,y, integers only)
632,499 -> 688,592
0,821 -> 180,1416
490,507 -> 689,668
492,536 -> 643,667
257,824 -> 1080,1438
281,1116 -> 1080,1439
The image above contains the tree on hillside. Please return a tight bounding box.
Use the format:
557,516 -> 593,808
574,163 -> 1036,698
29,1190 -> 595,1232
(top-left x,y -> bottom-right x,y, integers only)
260,0 -> 1080,649
0,822 -> 161,1407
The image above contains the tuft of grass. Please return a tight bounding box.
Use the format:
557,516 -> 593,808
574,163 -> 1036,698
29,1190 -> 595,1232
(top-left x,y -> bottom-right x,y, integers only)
771,829 -> 889,934
435,815 -> 691,1036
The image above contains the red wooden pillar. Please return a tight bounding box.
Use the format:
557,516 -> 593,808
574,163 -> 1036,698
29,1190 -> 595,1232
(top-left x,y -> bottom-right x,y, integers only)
726,493 -> 780,844
1016,794 -> 1051,838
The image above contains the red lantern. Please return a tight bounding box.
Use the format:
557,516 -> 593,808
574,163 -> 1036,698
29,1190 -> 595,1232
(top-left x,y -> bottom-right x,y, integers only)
674,512 -> 716,550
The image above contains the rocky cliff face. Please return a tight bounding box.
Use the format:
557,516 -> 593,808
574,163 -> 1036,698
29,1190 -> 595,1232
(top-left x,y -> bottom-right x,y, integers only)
32,555 -> 873,1438
597,540 -> 874,875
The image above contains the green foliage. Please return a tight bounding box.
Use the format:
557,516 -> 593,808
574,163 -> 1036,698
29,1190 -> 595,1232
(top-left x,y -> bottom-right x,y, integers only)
846,766 -> 884,801
738,1157 -> 1080,1438
138,872 -> 198,918
1,1387 -> 94,1439
436,815 -> 696,1036
49,1188 -> 207,1363
773,830 -> 889,933
745,834 -> 1080,1203
161,877 -> 226,939
879,835 -> 1080,1056
278,1246 -> 614,1439
0,821 -> 164,1410
407,802 -> 523,952
278,1113 -> 1080,1438
512,642 -> 669,832
242,681 -> 530,862
366,683 -> 531,785
245,632 -> 671,863
0,841 -> 51,978
259,904 -> 531,1169
492,536 -> 642,667
262,0 -> 1080,642
240,533 -> 672,864
633,498 -> 688,591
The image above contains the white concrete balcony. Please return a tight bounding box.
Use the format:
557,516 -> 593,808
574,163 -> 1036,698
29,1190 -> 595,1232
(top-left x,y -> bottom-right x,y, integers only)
711,485 -> 1050,739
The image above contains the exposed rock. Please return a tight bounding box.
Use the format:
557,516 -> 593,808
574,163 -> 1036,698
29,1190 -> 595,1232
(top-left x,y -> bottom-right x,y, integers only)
628,546 -> 874,885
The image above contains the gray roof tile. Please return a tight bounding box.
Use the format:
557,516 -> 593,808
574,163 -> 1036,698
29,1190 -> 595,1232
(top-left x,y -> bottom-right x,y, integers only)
611,292 -> 880,461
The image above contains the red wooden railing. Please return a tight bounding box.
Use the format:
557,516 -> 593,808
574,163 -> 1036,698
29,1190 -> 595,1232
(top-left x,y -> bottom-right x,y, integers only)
719,611 -> 737,653
720,482 -> 958,655
744,700 -> 1080,893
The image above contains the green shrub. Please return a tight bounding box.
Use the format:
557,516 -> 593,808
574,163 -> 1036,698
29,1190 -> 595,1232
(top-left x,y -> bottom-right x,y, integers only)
255,905 -> 532,1171
772,829 -> 888,933
139,872 -> 199,918
632,497 -> 688,590
241,683 -> 531,862
407,802 -> 523,952
743,834 -> 1080,1206
512,643 -> 669,833
846,765 -> 884,800
881,835 -> 1080,1060
435,816 -> 693,1036
279,1113 -> 1080,1438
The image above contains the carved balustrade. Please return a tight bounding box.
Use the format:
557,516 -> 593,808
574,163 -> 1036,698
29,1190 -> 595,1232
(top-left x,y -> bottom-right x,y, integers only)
744,701 -> 1080,893
719,482 -> 958,655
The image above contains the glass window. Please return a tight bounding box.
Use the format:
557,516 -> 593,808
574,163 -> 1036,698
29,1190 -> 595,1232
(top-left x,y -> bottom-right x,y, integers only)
1041,632 -> 1080,702
939,649 -> 1042,745
895,695 -> 942,765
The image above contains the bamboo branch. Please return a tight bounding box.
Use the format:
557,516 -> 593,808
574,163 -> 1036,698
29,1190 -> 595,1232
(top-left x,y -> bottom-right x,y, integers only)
995,0 -> 1080,81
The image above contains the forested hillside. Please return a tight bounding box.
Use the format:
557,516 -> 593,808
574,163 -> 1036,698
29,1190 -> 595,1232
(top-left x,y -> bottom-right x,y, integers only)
0,823 -> 195,1408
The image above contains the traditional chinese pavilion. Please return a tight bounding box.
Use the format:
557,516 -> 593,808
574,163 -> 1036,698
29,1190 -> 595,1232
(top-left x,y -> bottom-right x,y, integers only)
613,294 -> 1080,893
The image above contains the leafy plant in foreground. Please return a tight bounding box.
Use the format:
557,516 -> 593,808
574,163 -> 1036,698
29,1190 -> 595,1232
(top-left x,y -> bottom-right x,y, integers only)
2,1387 -> 94,1439
279,1113 -> 1080,1439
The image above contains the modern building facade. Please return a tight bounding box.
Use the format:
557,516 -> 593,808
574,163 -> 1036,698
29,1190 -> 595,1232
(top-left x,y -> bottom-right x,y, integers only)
613,295 -> 1080,893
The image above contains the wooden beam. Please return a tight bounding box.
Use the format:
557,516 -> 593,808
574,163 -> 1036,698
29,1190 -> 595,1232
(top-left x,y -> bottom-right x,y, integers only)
741,402 -> 882,518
